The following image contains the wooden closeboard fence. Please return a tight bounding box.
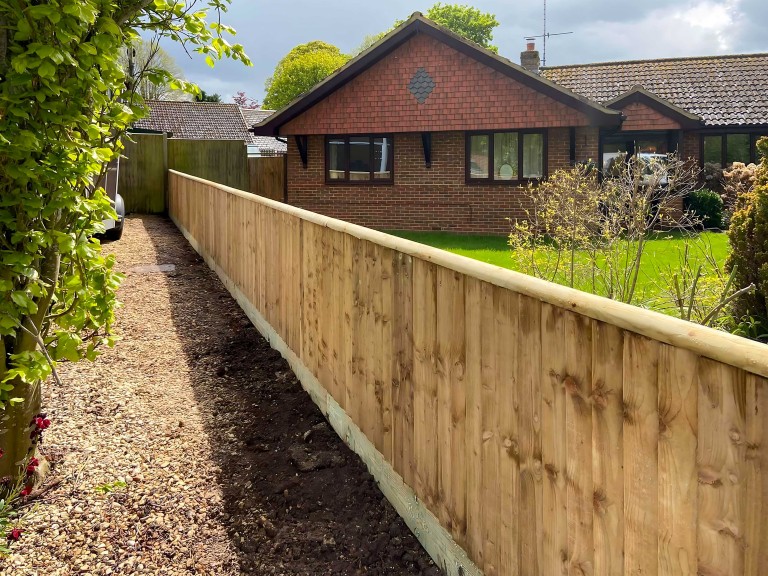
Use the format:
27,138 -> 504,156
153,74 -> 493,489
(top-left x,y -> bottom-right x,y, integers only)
168,170 -> 768,576
167,139 -> 248,192
248,156 -> 285,202
119,133 -> 167,214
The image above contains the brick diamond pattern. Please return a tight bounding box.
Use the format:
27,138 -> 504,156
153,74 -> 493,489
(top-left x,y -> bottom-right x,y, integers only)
408,67 -> 435,104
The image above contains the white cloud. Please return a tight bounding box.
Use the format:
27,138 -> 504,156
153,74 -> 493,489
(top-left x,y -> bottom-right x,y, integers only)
562,0 -> 747,64
672,0 -> 743,50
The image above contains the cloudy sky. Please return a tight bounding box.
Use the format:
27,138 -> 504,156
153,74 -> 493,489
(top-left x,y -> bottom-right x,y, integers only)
161,0 -> 768,106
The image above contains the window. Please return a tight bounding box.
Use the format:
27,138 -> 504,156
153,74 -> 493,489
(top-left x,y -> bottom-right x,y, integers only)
702,133 -> 761,168
703,135 -> 722,168
325,135 -> 393,182
726,134 -> 750,165
467,131 -> 546,182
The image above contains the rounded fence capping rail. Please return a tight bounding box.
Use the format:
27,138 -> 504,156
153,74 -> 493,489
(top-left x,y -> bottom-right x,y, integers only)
167,170 -> 768,380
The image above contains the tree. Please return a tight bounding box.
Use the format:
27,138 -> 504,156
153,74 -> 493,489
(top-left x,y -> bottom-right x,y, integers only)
233,91 -> 259,109
195,90 -> 222,102
393,3 -> 500,53
0,0 -> 249,497
263,41 -> 349,110
118,38 -> 187,100
351,32 -> 387,56
425,3 -> 499,51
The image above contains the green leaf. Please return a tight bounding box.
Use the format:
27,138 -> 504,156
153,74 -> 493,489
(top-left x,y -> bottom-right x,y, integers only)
38,60 -> 56,78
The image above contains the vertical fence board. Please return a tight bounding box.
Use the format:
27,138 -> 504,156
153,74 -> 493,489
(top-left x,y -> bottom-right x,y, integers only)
657,345 -> 698,576
624,334 -> 660,576
317,227 -> 333,397
565,312 -> 594,575
519,295 -> 543,576
464,277 -> 485,570
392,253 -> 414,488
496,289 -> 519,576
745,374 -> 768,575
328,229 -> 345,408
345,235 -> 364,431
413,259 -> 439,510
380,247 -> 394,463
591,322 -> 625,576
436,268 -> 467,545
697,359 -> 746,575
541,303 -> 568,575
480,281 -> 500,576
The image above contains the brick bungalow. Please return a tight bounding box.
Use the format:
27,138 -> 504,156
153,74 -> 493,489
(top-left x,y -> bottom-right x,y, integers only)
253,13 -> 768,234
541,54 -> 768,175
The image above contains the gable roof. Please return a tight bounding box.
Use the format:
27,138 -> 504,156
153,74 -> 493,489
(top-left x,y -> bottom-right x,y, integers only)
542,53 -> 768,127
242,108 -> 288,153
253,12 -> 621,135
605,85 -> 702,129
134,100 -> 252,140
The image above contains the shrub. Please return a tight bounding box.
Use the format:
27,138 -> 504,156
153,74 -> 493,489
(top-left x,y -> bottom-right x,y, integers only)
703,162 -> 725,193
722,161 -> 758,211
685,188 -> 724,230
726,137 -> 768,337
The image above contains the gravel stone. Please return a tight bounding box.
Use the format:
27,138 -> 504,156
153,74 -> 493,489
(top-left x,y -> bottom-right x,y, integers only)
2,215 -> 438,575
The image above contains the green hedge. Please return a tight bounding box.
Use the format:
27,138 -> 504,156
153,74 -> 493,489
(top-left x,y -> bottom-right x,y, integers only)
686,188 -> 724,230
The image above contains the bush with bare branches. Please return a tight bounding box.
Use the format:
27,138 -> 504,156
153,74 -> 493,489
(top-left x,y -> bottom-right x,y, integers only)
509,153 -> 747,326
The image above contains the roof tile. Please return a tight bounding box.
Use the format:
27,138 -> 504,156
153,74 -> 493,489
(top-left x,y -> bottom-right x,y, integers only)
542,53 -> 768,126
134,100 -> 252,140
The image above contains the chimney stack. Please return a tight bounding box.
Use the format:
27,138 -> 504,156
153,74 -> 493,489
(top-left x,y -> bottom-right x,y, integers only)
521,41 -> 540,74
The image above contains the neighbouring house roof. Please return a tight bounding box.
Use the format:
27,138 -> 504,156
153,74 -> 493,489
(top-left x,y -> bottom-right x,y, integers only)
542,53 -> 768,127
241,108 -> 287,154
134,100 -> 253,140
252,12 -> 621,135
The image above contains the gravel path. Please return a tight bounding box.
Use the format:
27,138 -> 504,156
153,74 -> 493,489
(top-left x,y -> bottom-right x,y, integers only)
2,215 -> 437,576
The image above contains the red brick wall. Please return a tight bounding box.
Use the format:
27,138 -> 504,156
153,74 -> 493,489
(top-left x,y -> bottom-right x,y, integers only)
619,102 -> 682,131
280,33 -> 591,135
286,128 -> 601,234
681,131 -> 700,161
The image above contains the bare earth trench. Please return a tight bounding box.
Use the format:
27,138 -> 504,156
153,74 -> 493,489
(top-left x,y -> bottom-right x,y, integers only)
2,216 -> 438,576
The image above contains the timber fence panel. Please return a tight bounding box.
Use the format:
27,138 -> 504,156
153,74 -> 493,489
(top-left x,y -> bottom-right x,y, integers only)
168,139 -> 248,191
248,156 -> 285,202
168,171 -> 768,576
119,133 -> 167,214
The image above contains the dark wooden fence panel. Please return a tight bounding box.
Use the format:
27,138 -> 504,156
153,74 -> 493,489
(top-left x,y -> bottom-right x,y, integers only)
167,139 -> 248,192
248,156 -> 285,202
119,133 -> 167,214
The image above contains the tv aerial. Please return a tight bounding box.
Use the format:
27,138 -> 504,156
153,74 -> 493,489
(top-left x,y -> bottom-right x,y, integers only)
525,0 -> 573,67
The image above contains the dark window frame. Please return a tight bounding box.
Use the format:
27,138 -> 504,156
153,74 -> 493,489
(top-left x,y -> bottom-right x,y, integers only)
699,130 -> 768,167
465,129 -> 548,184
324,134 -> 394,185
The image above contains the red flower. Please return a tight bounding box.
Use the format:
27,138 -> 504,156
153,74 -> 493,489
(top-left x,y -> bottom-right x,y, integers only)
7,527 -> 23,541
0,449 -> 4,459
34,417 -> 44,429
19,486 -> 32,497
42,419 -> 51,429
26,458 -> 39,475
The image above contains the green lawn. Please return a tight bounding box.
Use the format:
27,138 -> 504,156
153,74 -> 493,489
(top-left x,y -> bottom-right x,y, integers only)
387,229 -> 731,312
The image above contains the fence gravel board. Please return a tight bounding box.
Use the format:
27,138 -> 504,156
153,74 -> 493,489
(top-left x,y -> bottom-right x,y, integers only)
169,170 -> 768,576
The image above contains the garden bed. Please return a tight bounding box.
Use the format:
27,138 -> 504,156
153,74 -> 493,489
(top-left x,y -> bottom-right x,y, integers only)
4,215 -> 438,575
